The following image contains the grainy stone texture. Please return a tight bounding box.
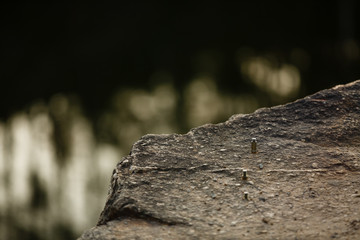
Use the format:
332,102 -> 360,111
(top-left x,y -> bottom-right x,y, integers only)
79,80 -> 360,239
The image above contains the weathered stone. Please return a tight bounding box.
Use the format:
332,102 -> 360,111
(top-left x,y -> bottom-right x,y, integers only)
79,80 -> 360,239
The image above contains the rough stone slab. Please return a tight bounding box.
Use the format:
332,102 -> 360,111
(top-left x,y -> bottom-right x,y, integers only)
79,80 -> 360,239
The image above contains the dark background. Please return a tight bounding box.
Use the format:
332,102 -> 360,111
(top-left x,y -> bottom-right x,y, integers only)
1,1 -> 359,124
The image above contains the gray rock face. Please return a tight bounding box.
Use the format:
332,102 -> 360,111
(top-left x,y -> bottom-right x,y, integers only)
79,80 -> 360,239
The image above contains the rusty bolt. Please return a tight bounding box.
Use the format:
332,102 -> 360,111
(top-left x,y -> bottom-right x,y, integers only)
251,138 -> 257,153
242,169 -> 247,180
244,191 -> 249,200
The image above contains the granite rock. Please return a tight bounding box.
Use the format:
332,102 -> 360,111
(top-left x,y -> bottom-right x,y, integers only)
79,80 -> 360,239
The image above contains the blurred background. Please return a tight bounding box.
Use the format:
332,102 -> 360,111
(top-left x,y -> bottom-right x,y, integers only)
0,1 -> 359,239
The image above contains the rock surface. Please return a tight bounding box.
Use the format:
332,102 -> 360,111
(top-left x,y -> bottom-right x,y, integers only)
79,80 -> 360,239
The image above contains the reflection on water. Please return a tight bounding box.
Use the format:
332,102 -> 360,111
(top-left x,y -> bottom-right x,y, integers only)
0,102 -> 120,239
0,73 -> 300,239
185,77 -> 259,126
98,83 -> 179,153
241,56 -> 301,98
